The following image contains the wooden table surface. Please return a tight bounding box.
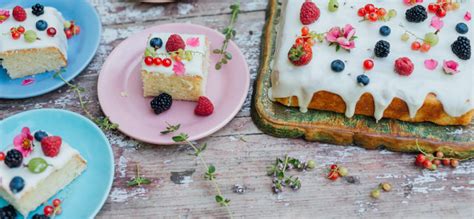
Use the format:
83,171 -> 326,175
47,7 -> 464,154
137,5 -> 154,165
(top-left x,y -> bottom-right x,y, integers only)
1,0 -> 473,218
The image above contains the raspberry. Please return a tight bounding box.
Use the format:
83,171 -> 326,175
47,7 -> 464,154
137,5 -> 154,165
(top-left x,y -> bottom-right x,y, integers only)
194,96 -> 214,116
165,34 -> 186,52
374,40 -> 390,58
4,149 -> 23,168
451,36 -> 471,60
300,0 -> 320,25
405,5 -> 427,23
394,57 -> 414,76
41,136 -> 62,157
150,93 -> 173,115
12,6 -> 27,22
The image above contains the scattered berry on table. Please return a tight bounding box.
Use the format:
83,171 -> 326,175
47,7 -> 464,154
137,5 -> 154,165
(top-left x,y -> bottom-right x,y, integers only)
330,59 -> 345,72
327,170 -> 339,181
288,44 -> 313,66
379,26 -> 391,36
394,57 -> 414,76
35,20 -> 48,31
300,0 -> 320,25
166,34 -> 186,52
405,5 -> 427,23
456,23 -> 469,34
337,167 -> 348,177
32,214 -> 50,219
0,205 -> 17,219
374,40 -> 390,58
163,58 -> 172,67
327,0 -> 339,12
450,159 -> 459,168
12,6 -> 27,22
422,159 -> 433,169
4,149 -> 23,168
420,43 -> 431,53
17,26 -> 25,33
195,96 -> 214,116
451,36 -> 471,60
47,27 -> 56,37
442,159 -> 451,166
411,41 -> 421,50
150,37 -> 163,49
11,31 -> 20,40
401,33 -> 410,41
423,32 -> 439,47
150,93 -> 173,115
9,176 -> 25,193
363,59 -> 374,70
357,74 -> 370,86
34,131 -> 48,142
0,152 -> 4,161
43,206 -> 54,216
371,189 -> 381,198
32,3 -> 45,16
41,136 -> 62,157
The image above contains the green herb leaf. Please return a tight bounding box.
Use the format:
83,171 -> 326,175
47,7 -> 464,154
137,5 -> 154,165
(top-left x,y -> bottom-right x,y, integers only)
161,123 -> 181,134
172,133 -> 189,142
208,164 -> 216,174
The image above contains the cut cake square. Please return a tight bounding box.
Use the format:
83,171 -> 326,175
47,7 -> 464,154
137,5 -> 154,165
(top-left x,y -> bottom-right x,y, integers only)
141,33 -> 210,101
0,6 -> 68,79
0,128 -> 87,216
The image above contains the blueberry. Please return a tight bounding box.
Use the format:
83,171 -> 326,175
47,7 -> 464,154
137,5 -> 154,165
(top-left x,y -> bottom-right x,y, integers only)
34,131 -> 48,142
379,26 -> 391,36
9,177 -> 25,193
36,20 -> 48,31
331,60 -> 345,72
357,74 -> 370,86
455,23 -> 468,34
150,37 -> 163,49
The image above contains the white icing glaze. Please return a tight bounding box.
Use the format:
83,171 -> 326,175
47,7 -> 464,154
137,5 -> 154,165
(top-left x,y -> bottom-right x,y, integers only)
142,33 -> 207,76
271,0 -> 474,120
0,7 -> 68,57
0,132 -> 82,199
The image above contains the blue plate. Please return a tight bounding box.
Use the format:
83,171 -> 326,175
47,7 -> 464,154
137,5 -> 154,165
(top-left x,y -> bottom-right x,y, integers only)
0,109 -> 113,218
0,0 -> 101,99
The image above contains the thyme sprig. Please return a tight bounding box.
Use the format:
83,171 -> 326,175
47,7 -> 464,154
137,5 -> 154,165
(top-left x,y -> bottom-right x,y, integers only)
213,3 -> 240,70
164,124 -> 232,218
267,155 -> 315,193
53,70 -> 118,131
127,164 -> 152,187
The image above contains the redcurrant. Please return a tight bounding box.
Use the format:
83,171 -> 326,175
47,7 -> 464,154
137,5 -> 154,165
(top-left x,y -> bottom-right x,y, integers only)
144,56 -> 154,66
363,59 -> 374,70
44,206 -> 54,216
153,57 -> 162,65
53,199 -> 61,207
163,58 -> 172,67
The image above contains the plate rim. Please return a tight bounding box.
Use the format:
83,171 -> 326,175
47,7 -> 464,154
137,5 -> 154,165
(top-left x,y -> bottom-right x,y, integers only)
97,23 -> 250,145
0,108 -> 114,217
0,0 -> 102,99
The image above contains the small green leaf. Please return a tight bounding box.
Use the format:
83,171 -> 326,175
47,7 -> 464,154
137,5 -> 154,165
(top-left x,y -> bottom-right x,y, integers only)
215,195 -> 224,203
213,49 -> 222,54
224,52 -> 233,60
215,63 -> 222,70
208,165 -> 216,174
172,133 -> 188,142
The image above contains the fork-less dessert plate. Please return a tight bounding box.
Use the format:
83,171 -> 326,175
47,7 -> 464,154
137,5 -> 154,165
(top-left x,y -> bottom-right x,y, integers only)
0,0 -> 101,99
0,109 -> 114,218
98,23 -> 250,145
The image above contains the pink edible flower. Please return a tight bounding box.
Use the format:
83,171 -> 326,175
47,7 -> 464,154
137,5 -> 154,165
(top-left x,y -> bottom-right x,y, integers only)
186,37 -> 200,47
465,12 -> 471,21
325,24 -> 356,51
172,60 -> 186,76
0,10 -> 10,24
430,16 -> 444,30
13,127 -> 34,157
424,59 -> 438,70
443,60 -> 460,75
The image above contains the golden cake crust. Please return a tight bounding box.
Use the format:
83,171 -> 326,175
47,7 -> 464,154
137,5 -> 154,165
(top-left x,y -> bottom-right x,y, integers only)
275,92 -> 474,126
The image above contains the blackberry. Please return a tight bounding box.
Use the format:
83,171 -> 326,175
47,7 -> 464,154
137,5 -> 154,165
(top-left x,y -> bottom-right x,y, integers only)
374,40 -> 390,58
150,93 -> 173,114
4,149 -> 23,168
32,214 -> 50,219
451,36 -> 471,60
405,5 -> 427,23
0,205 -> 17,219
31,3 -> 44,16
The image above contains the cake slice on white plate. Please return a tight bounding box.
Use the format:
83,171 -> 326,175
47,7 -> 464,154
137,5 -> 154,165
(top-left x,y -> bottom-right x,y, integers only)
0,127 -> 87,216
0,4 -> 69,79
141,33 -> 210,101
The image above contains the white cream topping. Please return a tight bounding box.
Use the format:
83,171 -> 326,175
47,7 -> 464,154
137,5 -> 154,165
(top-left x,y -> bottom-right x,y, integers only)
0,133 -> 81,199
271,0 -> 474,120
142,33 -> 207,76
0,7 -> 68,57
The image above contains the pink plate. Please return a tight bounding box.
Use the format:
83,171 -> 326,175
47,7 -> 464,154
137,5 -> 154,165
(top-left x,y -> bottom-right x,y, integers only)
98,23 -> 249,145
